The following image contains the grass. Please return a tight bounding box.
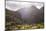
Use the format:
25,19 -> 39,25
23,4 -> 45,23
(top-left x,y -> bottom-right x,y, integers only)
15,23 -> 44,30
5,23 -> 44,31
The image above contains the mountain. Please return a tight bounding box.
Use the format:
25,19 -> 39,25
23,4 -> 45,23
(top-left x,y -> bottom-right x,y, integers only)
5,5 -> 44,24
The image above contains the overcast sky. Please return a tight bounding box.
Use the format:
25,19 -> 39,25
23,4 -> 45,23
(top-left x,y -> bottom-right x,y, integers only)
6,0 -> 44,11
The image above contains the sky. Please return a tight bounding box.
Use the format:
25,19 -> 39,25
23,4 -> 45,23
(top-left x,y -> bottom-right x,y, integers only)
6,0 -> 44,11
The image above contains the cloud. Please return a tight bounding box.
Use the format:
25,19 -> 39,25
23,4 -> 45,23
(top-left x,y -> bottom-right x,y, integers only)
6,1 -> 44,11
